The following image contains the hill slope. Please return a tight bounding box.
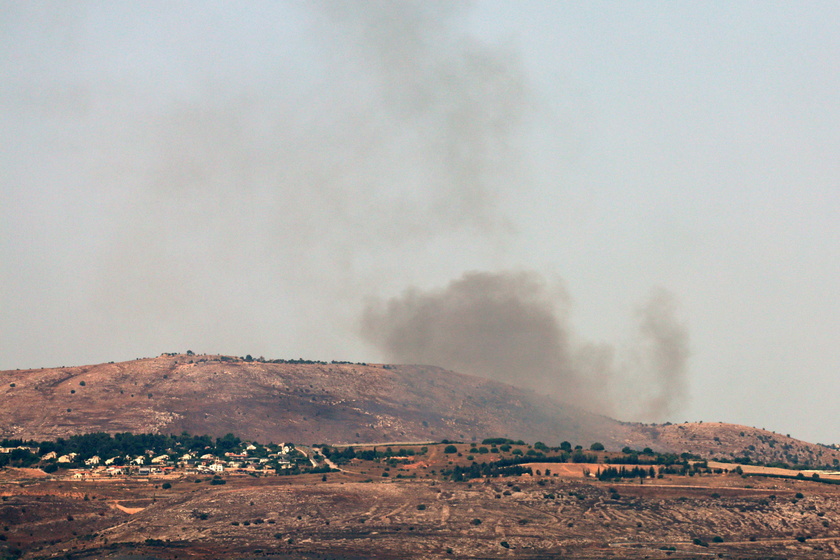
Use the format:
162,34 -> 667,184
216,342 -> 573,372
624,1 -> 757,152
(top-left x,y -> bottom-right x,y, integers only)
628,421 -> 840,467
2,354 -> 837,466
0,353 -> 625,447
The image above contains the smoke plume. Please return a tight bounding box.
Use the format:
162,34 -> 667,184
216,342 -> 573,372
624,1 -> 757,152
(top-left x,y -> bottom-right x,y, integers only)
361,270 -> 690,420
77,2 -> 529,361
631,288 -> 691,419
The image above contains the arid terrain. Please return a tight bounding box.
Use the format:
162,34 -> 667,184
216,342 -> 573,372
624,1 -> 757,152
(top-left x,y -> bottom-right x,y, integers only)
5,442 -> 840,560
2,354 -> 838,466
4,354 -> 840,560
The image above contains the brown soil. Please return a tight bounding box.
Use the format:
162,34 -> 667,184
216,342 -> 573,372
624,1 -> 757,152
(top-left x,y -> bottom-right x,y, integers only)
4,464 -> 840,560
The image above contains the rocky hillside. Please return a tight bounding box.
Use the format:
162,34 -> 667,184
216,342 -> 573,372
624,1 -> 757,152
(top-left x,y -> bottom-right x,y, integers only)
624,421 -> 840,467
0,353 -> 626,448
2,354 -> 837,467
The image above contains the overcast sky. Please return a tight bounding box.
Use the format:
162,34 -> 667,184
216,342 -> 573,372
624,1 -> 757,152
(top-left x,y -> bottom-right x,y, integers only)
3,1 -> 840,443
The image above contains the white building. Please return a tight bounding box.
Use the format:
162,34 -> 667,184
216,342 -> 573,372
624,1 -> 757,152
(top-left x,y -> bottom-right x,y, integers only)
84,455 -> 101,466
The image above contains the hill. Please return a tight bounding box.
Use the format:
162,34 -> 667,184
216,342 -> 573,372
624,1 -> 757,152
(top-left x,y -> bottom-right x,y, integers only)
0,353 -> 625,447
2,353 -> 838,467
629,421 -> 840,468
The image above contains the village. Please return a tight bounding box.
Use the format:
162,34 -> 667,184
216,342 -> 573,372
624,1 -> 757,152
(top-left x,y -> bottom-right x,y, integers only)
0,437 -> 314,479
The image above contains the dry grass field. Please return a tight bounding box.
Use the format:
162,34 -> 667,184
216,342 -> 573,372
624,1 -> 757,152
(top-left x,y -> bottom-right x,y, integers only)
4,444 -> 840,560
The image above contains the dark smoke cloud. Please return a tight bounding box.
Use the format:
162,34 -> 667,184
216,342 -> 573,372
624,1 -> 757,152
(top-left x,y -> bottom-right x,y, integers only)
361,270 -> 690,420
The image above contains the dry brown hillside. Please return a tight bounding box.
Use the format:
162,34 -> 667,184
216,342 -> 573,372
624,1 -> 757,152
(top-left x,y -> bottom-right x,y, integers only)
624,421 -> 840,467
0,353 -> 626,447
2,354 -> 837,467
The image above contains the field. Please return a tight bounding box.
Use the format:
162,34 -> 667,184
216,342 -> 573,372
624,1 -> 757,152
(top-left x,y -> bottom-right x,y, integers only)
4,443 -> 840,559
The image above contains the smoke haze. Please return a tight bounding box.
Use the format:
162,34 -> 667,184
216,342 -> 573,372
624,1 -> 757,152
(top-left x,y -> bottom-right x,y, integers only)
1,2 -> 690,422
57,2 -> 530,361
362,271 -> 689,421
37,2 -> 840,438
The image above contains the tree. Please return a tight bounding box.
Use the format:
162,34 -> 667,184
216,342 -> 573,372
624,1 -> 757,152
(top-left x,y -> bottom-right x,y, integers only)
444,445 -> 458,454
590,442 -> 605,451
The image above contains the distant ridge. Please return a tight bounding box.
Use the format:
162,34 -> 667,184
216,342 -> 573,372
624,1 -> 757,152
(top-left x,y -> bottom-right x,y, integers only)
2,353 -> 838,467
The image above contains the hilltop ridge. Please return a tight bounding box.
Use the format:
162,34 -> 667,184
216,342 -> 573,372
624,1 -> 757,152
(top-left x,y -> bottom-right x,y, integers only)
2,353 -> 838,467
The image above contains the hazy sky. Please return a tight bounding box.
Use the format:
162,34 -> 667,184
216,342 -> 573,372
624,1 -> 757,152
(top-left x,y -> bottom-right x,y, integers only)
3,2 -> 840,443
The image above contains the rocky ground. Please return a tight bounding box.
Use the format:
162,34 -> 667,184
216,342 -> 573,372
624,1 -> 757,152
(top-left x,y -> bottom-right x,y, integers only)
4,466 -> 840,560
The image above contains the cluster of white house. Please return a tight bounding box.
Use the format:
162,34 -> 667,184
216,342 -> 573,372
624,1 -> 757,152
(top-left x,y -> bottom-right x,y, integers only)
1,443 -> 298,477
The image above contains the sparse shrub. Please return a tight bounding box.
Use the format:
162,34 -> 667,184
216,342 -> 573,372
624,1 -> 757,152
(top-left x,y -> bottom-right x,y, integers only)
443,445 -> 457,454
712,536 -> 724,543
161,482 -> 171,489
417,504 -> 426,510
470,518 -> 482,526
500,541 -> 510,548
79,381 -> 86,386
692,538 -> 708,547
795,492 -> 804,499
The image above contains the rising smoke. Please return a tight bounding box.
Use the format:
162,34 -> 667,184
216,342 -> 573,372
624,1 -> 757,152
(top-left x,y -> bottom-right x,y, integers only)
82,1 -> 530,357
3,2 -> 691,423
361,270 -> 689,421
